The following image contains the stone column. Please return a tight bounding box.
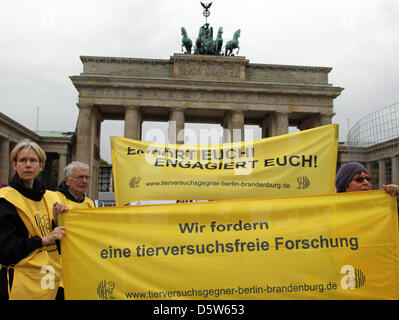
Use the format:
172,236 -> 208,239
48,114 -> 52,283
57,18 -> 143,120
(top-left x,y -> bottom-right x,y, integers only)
58,153 -> 68,184
300,113 -> 333,131
261,114 -> 275,138
0,138 -> 10,184
231,111 -> 245,142
392,156 -> 399,185
261,118 -> 268,139
275,112 -> 289,136
168,108 -> 185,144
365,162 -> 373,175
124,106 -> 142,140
378,159 -> 387,188
222,112 -> 232,143
319,113 -> 333,126
90,109 -> 102,200
76,104 -> 93,165
76,104 -> 101,199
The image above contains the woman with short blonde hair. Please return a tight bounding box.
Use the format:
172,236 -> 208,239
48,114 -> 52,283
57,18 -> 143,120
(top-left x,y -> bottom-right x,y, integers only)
10,139 -> 46,170
0,139 -> 67,300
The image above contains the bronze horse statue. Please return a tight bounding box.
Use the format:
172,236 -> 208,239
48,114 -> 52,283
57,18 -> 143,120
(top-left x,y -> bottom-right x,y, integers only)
225,29 -> 241,56
181,27 -> 192,54
212,27 -> 223,55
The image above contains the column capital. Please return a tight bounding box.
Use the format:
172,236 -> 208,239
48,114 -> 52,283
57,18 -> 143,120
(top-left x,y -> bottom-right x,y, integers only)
58,151 -> 69,156
170,107 -> 186,113
124,105 -> 140,111
320,112 -> 335,116
231,110 -> 245,122
231,109 -> 246,115
76,103 -> 94,111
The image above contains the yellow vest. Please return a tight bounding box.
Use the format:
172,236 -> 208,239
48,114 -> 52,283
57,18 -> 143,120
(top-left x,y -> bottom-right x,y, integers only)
55,191 -> 94,294
56,192 -> 95,209
0,187 -> 62,300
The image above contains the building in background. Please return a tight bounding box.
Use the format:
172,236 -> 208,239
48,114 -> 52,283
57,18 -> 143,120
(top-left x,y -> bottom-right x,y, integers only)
337,102 -> 399,187
97,165 -> 115,207
3,100 -> 399,200
69,54 -> 343,200
0,112 -> 73,190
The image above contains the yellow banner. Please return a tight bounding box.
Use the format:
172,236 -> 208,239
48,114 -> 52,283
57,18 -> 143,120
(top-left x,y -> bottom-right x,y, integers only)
60,191 -> 399,300
110,124 -> 338,205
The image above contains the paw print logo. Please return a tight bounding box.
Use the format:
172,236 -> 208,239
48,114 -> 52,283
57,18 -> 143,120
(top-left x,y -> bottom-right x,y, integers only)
129,176 -> 141,188
297,176 -> 310,189
97,280 -> 115,300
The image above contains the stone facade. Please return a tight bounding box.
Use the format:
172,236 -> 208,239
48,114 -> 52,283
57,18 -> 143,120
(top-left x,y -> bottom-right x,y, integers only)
338,138 -> 399,188
0,112 -> 73,189
70,53 -> 343,199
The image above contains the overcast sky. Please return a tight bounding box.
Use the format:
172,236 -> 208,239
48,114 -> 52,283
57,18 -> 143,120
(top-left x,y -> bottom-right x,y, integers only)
1,0 -> 398,163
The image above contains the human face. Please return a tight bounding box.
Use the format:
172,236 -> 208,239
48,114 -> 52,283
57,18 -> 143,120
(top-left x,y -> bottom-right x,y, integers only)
13,148 -> 42,188
66,166 -> 90,199
345,172 -> 372,192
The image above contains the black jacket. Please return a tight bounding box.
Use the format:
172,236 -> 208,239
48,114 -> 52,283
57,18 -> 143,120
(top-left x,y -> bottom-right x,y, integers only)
0,174 -> 47,300
57,180 -> 85,203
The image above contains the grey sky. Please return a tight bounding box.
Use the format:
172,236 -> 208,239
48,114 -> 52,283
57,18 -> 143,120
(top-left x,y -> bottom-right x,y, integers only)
1,0 -> 399,163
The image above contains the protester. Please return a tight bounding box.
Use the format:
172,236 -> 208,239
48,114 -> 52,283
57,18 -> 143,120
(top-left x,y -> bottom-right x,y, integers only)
0,140 -> 67,300
55,161 -> 94,300
57,161 -> 95,209
335,162 -> 399,205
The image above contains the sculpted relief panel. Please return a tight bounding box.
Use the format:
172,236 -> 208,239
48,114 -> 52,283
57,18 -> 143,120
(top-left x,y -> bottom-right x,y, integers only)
178,61 -> 241,80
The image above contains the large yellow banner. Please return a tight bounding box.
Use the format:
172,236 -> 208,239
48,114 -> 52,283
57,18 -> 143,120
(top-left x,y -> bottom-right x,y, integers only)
60,190 -> 399,300
110,124 -> 338,205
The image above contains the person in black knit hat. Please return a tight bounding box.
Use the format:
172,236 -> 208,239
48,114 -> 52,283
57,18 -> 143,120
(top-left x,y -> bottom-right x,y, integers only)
335,162 -> 399,208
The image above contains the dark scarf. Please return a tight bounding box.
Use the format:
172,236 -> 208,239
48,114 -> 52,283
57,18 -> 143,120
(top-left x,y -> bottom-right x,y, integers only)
57,180 -> 85,203
9,174 -> 46,201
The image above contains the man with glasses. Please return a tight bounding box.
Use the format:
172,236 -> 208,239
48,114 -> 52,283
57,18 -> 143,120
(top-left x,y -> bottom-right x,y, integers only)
335,162 -> 399,204
57,161 -> 95,209
55,161 -> 95,300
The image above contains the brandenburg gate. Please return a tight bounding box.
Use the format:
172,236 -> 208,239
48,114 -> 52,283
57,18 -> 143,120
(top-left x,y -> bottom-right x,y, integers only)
70,53 -> 343,198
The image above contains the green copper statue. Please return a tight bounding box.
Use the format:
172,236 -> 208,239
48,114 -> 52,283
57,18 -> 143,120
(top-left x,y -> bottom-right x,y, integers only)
213,27 -> 223,54
225,29 -> 240,56
181,27 -> 192,54
194,23 -> 215,55
180,1 -> 241,56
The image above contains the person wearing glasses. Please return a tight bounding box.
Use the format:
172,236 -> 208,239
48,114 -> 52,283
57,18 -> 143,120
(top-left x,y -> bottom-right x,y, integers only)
57,161 -> 95,209
335,162 -> 399,203
0,140 -> 67,300
55,161 -> 95,300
